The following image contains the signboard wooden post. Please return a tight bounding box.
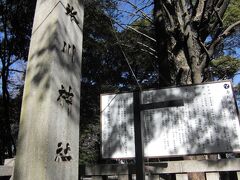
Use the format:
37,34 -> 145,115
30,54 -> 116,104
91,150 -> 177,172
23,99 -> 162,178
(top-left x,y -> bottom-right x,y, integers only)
133,92 -> 145,180
13,1 -> 83,179
101,81 -> 240,159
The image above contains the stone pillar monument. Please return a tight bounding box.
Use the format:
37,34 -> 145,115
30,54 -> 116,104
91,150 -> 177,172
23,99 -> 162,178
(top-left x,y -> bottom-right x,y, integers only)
13,0 -> 83,179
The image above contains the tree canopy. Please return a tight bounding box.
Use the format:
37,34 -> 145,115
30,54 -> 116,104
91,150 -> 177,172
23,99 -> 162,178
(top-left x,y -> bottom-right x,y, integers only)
0,0 -> 36,164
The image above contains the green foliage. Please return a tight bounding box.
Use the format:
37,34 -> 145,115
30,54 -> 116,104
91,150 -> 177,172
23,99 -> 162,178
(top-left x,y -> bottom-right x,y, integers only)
79,124 -> 100,164
0,0 -> 36,61
79,6 -> 160,163
237,83 -> 240,92
80,0 -> 124,164
210,56 -> 240,80
220,0 -> 240,57
80,0 -> 157,164
119,19 -> 158,89
83,1 -> 125,89
223,0 -> 240,28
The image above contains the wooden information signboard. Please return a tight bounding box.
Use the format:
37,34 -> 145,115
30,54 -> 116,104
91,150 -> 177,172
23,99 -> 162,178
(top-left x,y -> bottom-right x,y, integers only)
101,81 -> 240,159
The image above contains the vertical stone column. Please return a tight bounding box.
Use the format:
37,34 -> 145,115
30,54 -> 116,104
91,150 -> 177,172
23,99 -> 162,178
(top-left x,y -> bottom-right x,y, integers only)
13,0 -> 83,179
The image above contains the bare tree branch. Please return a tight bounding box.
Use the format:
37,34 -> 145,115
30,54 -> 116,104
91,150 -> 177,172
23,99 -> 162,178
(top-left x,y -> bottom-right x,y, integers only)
214,7 -> 224,26
216,0 -> 224,8
192,0 -> 205,21
209,8 -> 224,39
120,43 -> 134,49
137,41 -> 156,53
7,59 -> 21,68
140,48 -> 158,59
109,18 -> 143,91
209,20 -> 240,56
9,69 -> 25,73
192,0 -> 200,18
162,3 -> 174,31
118,23 -> 150,28
217,0 -> 231,18
198,0 -> 208,28
121,0 -> 153,24
117,9 -> 143,18
135,2 -> 153,12
127,25 -> 157,42
198,39 -> 211,70
222,20 -> 240,36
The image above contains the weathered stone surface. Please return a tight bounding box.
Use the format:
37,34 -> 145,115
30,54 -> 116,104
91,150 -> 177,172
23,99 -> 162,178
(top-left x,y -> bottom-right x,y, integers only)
13,0 -> 83,180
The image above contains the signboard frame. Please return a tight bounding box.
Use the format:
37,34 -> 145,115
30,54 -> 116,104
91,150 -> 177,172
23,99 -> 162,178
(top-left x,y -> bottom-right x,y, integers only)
100,80 -> 240,159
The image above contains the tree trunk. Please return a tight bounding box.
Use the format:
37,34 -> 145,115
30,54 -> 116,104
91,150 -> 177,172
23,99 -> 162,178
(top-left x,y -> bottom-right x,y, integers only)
1,68 -> 14,159
154,0 -> 172,87
153,1 -> 213,180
